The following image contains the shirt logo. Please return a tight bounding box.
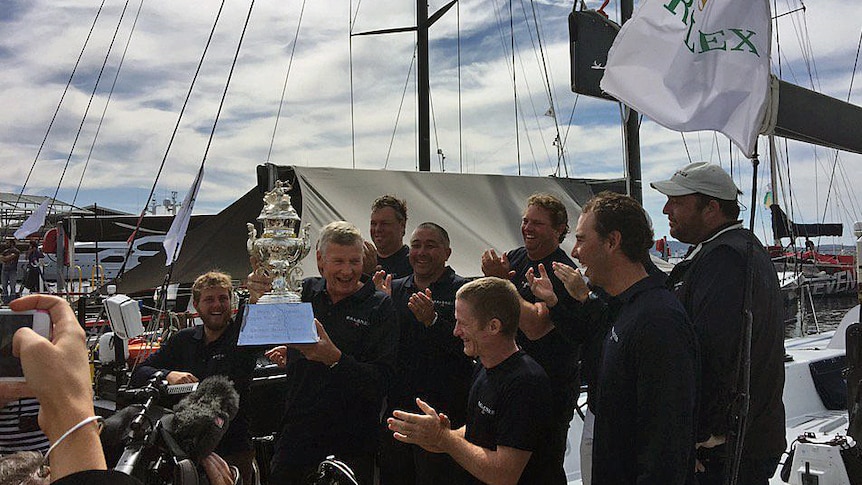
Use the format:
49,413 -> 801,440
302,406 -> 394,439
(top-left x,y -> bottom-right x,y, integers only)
346,315 -> 370,327
211,353 -> 226,361
610,327 -> 619,342
477,400 -> 496,416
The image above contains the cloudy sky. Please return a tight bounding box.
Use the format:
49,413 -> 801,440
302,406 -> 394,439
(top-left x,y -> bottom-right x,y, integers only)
1,0 -> 861,245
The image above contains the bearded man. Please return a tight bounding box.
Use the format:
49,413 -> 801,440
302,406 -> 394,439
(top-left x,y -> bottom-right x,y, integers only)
131,271 -> 256,483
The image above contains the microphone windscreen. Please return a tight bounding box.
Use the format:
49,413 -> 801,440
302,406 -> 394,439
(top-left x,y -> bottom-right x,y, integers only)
166,375 -> 240,461
179,375 -> 240,422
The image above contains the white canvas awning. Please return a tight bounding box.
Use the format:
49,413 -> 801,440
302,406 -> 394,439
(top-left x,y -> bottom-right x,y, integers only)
116,165 -> 626,293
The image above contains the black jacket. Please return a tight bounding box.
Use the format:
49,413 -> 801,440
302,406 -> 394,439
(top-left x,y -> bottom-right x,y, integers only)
592,273 -> 698,485
271,277 -> 398,467
54,470 -> 143,485
667,223 -> 786,458
388,267 -> 472,426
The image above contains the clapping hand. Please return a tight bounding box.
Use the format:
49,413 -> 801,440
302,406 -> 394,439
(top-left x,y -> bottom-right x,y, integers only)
372,270 -> 392,295
481,249 -> 514,279
552,262 -> 590,302
388,398 -> 451,453
526,263 -> 558,307
408,289 -> 437,327
362,240 -> 380,275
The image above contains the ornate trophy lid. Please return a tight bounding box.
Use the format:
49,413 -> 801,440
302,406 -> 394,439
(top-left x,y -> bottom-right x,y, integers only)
257,180 -> 300,235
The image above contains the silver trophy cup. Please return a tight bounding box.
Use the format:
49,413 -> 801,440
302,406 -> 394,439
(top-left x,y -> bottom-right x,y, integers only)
247,180 -> 311,304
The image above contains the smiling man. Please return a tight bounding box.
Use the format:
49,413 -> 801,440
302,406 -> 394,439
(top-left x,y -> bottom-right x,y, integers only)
482,193 -> 574,301
571,192 -> 697,485
387,277 -> 556,485
369,194 -> 413,278
131,271 -> 256,482
481,193 -> 579,482
380,222 -> 473,485
248,220 -> 398,485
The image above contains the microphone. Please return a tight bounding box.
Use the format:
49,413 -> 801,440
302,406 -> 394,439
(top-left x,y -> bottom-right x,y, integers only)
162,375 -> 240,462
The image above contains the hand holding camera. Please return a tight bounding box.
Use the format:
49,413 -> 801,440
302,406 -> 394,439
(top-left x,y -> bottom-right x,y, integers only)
6,295 -> 105,481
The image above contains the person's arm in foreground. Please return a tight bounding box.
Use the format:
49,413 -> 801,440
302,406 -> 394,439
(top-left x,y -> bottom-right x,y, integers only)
9,295 -> 106,481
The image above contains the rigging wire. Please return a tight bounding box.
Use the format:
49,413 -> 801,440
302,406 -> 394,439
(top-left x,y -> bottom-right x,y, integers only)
349,0 -> 357,168
51,0 -> 132,209
117,0 -> 229,279
154,0 -> 258,344
7,0 -> 107,239
849,25 -> 862,101
73,0 -> 146,207
818,16 -> 862,225
266,0 -> 309,162
515,0 -> 554,174
836,157 -> 862,219
509,0 -> 521,175
560,93 -> 578,148
429,86 -> 443,171
527,0 -> 568,176
713,133 -> 722,167
196,1 -> 257,185
680,133 -> 693,163
505,1 -> 549,174
383,45 -> 418,170
489,0 -> 523,172
457,1 -> 463,173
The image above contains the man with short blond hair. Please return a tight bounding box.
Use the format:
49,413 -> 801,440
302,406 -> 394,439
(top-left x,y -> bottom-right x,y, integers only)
132,270 -> 255,483
388,276 -> 558,484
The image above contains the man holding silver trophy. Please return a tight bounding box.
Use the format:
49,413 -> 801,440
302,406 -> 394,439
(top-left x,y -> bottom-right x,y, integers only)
246,191 -> 397,485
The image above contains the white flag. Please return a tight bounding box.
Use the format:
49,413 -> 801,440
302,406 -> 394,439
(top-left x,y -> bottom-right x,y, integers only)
163,165 -> 204,266
14,200 -> 50,239
600,0 -> 772,157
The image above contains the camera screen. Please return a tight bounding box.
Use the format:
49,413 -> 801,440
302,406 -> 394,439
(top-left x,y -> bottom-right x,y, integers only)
0,314 -> 34,378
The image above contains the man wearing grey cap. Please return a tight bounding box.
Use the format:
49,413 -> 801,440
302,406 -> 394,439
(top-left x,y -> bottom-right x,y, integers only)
651,162 -> 785,485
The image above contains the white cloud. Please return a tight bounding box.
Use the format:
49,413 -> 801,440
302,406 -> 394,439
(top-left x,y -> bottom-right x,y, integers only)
0,0 -> 860,245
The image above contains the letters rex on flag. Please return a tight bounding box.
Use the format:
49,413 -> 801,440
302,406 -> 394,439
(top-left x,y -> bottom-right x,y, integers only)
600,0 -> 772,158
163,165 -> 204,266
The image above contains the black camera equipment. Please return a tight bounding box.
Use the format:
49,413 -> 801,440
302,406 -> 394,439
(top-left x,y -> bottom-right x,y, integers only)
104,373 -> 240,485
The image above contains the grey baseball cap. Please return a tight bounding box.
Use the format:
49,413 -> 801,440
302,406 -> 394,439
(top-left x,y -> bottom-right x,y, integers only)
650,162 -> 741,201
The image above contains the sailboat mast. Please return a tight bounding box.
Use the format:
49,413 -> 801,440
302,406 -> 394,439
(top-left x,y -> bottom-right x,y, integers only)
418,0 -> 431,172
621,0 -> 642,203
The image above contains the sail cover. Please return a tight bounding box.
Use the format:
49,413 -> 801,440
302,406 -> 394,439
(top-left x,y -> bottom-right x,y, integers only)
115,165 -> 625,293
770,204 -> 843,240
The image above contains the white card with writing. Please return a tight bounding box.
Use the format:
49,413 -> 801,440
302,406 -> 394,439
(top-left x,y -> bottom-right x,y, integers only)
238,303 -> 318,346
